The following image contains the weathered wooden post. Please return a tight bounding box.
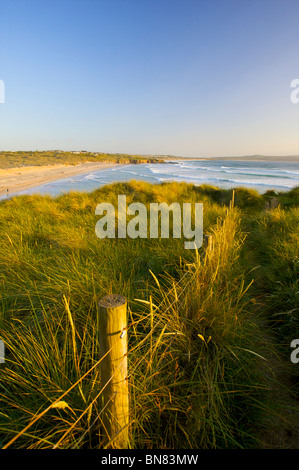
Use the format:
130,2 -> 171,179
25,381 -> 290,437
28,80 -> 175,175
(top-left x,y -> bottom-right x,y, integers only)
229,189 -> 235,209
202,234 -> 213,261
98,294 -> 129,448
204,234 -> 212,251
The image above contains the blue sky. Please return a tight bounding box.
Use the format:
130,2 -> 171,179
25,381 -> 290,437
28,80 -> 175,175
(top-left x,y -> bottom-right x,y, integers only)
0,0 -> 298,157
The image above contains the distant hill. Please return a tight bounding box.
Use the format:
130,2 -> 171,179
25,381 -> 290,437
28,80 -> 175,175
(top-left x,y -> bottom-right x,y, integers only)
156,154 -> 299,162
156,155 -> 299,162
0,150 -> 164,169
205,155 -> 299,162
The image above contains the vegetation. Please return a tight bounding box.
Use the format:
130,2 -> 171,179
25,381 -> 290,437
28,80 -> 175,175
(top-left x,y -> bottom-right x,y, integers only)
0,182 -> 298,449
0,151 -> 164,169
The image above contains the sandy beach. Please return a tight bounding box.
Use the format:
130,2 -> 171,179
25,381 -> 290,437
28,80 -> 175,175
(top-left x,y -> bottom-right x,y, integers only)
0,161 -> 119,197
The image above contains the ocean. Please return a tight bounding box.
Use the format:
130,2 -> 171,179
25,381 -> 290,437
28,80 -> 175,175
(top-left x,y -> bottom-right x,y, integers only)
3,159 -> 299,199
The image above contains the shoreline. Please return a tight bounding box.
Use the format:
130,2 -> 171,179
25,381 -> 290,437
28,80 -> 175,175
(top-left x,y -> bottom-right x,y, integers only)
0,159 -> 297,199
0,161 -> 120,197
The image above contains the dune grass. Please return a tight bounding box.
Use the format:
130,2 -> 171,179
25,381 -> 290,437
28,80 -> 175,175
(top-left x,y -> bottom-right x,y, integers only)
0,182 -> 298,448
242,204 -> 299,350
0,150 -> 164,169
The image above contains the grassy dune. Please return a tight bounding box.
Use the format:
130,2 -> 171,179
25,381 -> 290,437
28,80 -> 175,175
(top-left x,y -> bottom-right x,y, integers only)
0,150 -> 164,169
0,182 -> 298,449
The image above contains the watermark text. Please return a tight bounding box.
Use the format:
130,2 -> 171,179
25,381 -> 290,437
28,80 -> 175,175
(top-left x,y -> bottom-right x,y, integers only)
290,79 -> 299,104
95,196 -> 203,249
290,339 -> 299,364
0,340 -> 4,363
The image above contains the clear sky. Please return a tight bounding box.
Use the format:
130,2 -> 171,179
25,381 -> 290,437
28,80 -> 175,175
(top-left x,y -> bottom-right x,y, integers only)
0,0 -> 298,157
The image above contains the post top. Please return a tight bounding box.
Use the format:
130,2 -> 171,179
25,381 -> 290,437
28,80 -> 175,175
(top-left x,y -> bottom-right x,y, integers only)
98,294 -> 127,309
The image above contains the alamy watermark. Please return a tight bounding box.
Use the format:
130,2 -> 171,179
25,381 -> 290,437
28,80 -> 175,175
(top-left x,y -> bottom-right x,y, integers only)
0,339 -> 4,363
290,339 -> 299,364
0,80 -> 5,104
290,79 -> 299,104
95,196 -> 203,249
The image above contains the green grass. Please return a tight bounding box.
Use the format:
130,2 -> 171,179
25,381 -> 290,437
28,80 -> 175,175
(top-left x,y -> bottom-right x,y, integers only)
0,182 -> 298,449
0,150 -> 164,169
242,205 -> 299,348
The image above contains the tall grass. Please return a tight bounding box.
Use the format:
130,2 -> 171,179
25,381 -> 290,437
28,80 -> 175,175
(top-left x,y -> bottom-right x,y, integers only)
242,205 -> 299,349
128,209 -> 270,449
0,182 -> 298,448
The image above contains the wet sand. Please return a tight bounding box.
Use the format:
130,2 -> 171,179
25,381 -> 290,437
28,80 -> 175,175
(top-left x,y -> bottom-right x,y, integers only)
0,161 -> 119,197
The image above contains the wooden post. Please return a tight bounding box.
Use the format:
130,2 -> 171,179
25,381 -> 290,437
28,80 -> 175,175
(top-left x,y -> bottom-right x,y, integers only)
98,294 -> 129,449
202,234 -> 213,261
229,189 -> 235,209
204,234 -> 212,250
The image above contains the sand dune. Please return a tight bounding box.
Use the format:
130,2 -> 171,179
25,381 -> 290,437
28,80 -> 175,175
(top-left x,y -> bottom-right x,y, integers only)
0,161 -> 119,197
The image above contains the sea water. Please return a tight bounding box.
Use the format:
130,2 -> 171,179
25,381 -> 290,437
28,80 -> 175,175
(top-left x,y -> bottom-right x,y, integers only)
2,159 -> 299,199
